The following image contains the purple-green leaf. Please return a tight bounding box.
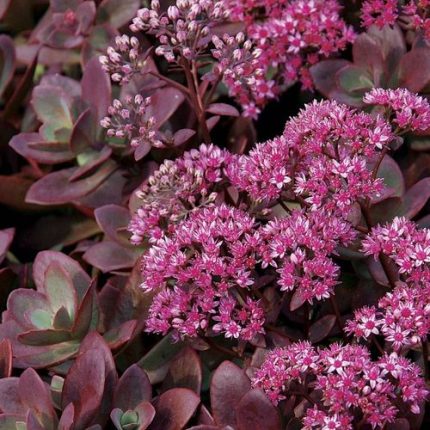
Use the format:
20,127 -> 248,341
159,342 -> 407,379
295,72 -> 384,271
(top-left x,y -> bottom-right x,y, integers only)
150,388 -> 200,430
113,364 -> 152,411
26,160 -> 117,205
235,389 -> 281,430
210,361 -> 251,427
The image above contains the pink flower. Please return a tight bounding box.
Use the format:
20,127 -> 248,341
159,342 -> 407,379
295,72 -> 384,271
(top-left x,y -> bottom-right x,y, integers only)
253,343 -> 428,428
101,95 -> 161,159
254,210 -> 355,304
364,88 -> 430,133
226,0 -> 355,90
361,0 -> 399,29
141,204 -> 265,341
128,144 -> 232,244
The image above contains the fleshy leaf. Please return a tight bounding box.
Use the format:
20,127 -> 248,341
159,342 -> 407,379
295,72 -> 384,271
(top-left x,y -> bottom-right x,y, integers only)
149,388 -> 200,430
81,57 -> 111,120
148,87 -> 185,126
26,160 -> 117,205
18,368 -> 58,429
206,103 -> 239,117
235,389 -> 281,430
398,48 -> 430,93
83,241 -> 139,273
33,251 -> 91,301
162,347 -> 202,394
113,364 -> 152,411
94,204 -> 131,245
9,132 -> 76,165
61,347 -> 106,429
309,315 -> 336,344
0,34 -> 15,98
210,361 -> 251,427
96,0 -> 140,28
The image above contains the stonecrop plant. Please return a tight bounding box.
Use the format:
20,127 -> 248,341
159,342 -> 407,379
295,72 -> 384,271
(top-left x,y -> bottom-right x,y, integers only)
2,1 -> 430,429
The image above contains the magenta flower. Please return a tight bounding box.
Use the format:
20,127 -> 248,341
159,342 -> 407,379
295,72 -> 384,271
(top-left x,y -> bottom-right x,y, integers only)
101,95 -> 161,159
255,210 -> 355,304
128,143 -> 232,244
253,343 -> 428,428
364,88 -> 430,133
141,204 -> 264,341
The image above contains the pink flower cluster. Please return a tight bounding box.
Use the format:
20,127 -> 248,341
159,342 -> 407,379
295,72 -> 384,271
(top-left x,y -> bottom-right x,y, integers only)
253,342 -> 428,429
209,33 -> 273,119
255,210 -> 355,304
362,216 -> 430,276
361,1 -> 430,40
361,0 -> 399,28
101,95 -> 161,160
352,217 -> 430,350
226,0 -> 355,90
128,144 -> 231,245
229,100 -> 393,219
130,0 -> 228,62
364,88 -> 430,133
346,281 -> 430,351
141,204 -> 265,340
99,35 -> 142,85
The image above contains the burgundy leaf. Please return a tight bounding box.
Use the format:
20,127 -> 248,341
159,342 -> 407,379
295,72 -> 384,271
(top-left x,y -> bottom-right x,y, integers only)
309,60 -> 350,99
0,339 -> 12,378
289,290 -> 306,312
0,378 -> 25,415
149,388 -> 200,430
18,368 -> 58,429
70,281 -> 98,339
135,401 -> 156,429
0,34 -> 15,98
33,250 -> 91,300
83,241 -> 139,273
96,0 -> 140,28
9,132 -> 75,164
401,178 -> 430,219
61,347 -> 106,429
399,47 -> 430,92
371,154 -> 405,204
210,361 -> 251,427
69,147 -> 112,182
70,108 -> 97,154
149,87 -> 185,126
103,320 -> 137,350
0,0 -> 11,19
352,33 -> 384,77
94,204 -> 131,245
173,129 -> 196,146
81,57 -> 111,120
206,103 -> 239,117
309,315 -> 336,344
235,389 -> 281,430
58,402 -> 75,430
79,332 -> 118,426
26,161 -> 117,205
114,364 -> 152,411
162,347 -> 202,394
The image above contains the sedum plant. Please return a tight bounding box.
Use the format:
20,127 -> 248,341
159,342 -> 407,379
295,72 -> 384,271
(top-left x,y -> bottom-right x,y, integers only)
2,1 -> 430,430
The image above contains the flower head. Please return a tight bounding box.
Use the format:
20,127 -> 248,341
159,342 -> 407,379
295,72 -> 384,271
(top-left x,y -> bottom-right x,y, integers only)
253,343 -> 428,428
128,144 -> 231,244
364,88 -> 430,133
141,204 -> 264,341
